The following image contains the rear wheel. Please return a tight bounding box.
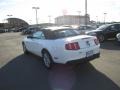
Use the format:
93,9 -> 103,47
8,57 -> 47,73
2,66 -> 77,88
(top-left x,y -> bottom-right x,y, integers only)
22,43 -> 29,54
42,51 -> 53,69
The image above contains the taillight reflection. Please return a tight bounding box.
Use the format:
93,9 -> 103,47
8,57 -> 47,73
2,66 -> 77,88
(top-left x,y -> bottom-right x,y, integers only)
65,42 -> 80,50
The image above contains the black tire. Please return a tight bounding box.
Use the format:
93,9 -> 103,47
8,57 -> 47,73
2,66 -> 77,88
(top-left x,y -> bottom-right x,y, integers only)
98,34 -> 105,43
22,43 -> 29,54
115,36 -> 118,41
42,51 -> 53,69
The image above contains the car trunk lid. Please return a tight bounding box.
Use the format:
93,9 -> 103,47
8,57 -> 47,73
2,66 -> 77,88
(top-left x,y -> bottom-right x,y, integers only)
65,35 -> 97,49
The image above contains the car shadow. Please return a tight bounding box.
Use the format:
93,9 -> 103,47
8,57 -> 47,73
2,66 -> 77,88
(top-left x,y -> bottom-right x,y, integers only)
71,63 -> 120,90
0,54 -> 51,90
0,54 -> 120,90
100,40 -> 120,50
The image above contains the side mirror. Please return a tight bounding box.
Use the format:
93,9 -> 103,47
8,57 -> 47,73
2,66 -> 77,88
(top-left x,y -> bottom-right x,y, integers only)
110,26 -> 116,31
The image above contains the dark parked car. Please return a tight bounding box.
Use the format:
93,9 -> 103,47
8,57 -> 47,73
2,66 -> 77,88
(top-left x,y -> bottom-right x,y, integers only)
14,27 -> 27,32
0,29 -> 5,33
86,24 -> 120,42
21,27 -> 40,35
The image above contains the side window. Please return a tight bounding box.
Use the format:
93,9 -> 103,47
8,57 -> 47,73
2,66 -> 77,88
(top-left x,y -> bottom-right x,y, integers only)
114,24 -> 120,31
33,31 -> 45,39
108,25 -> 116,31
111,25 -> 115,30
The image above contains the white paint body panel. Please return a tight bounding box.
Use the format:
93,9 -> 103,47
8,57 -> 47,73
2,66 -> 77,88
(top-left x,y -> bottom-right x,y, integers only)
23,35 -> 100,64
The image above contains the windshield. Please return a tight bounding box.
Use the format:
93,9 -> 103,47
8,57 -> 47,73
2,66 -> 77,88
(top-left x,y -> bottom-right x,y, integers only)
96,24 -> 111,30
54,29 -> 80,39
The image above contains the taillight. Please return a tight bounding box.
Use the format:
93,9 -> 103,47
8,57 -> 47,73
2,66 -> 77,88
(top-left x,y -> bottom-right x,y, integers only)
65,42 -> 80,50
94,39 -> 99,45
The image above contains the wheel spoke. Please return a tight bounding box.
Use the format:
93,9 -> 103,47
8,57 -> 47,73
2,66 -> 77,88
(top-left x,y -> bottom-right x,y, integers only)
44,53 -> 50,68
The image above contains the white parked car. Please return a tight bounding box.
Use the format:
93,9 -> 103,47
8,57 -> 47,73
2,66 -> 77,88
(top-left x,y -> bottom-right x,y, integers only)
22,27 -> 100,69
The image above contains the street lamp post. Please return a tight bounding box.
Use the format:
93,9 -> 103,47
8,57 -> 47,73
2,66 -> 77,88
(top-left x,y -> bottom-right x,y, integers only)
104,13 -> 107,24
7,14 -> 13,23
7,14 -> 13,31
48,15 -> 51,23
96,16 -> 99,28
7,14 -> 13,17
32,7 -> 39,25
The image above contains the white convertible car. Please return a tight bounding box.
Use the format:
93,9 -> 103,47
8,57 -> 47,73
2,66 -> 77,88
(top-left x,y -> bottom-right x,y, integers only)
22,27 -> 100,69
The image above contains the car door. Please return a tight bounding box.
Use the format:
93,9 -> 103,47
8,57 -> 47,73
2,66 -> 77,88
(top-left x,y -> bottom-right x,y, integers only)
114,24 -> 120,34
27,31 -> 46,56
104,25 -> 118,38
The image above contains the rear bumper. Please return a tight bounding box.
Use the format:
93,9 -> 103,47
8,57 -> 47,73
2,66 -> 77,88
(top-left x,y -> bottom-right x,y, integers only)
67,53 -> 100,64
52,46 -> 100,64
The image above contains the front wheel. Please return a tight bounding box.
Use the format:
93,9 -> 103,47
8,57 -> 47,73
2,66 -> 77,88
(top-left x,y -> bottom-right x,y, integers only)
42,51 -> 53,69
22,43 -> 29,54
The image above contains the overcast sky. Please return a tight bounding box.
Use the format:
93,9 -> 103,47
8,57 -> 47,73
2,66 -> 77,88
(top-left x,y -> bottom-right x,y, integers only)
0,0 -> 120,24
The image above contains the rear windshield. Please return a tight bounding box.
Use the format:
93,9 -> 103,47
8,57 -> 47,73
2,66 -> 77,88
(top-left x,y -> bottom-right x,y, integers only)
54,29 -> 80,39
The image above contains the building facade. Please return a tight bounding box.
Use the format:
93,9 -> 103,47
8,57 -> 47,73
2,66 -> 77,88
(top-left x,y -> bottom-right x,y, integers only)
55,15 -> 90,25
7,18 -> 29,29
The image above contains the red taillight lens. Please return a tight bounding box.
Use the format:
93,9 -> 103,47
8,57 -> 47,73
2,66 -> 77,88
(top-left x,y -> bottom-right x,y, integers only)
65,42 -> 80,50
94,39 -> 99,45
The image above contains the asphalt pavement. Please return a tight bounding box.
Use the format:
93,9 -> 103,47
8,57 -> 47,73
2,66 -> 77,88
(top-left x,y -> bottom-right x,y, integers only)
0,33 -> 120,90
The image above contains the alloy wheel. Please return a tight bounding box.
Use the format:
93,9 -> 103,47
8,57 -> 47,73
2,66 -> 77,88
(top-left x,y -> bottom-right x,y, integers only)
43,52 -> 51,68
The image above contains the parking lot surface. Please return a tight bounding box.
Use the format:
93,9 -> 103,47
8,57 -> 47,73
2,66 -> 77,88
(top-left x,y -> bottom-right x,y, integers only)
0,33 -> 120,90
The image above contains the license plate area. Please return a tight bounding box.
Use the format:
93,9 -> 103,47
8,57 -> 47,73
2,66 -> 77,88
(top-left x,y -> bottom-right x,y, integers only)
86,50 -> 93,57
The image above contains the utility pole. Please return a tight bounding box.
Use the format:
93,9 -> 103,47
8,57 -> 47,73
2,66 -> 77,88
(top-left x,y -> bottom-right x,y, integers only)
32,7 -> 39,25
85,0 -> 88,26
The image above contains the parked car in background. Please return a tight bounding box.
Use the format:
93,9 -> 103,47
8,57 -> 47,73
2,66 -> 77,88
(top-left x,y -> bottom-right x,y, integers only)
86,24 -> 120,42
77,25 -> 96,34
116,33 -> 120,44
13,27 -> 27,32
21,27 -> 40,35
0,29 -> 5,33
22,26 -> 100,69
9,28 -> 16,32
